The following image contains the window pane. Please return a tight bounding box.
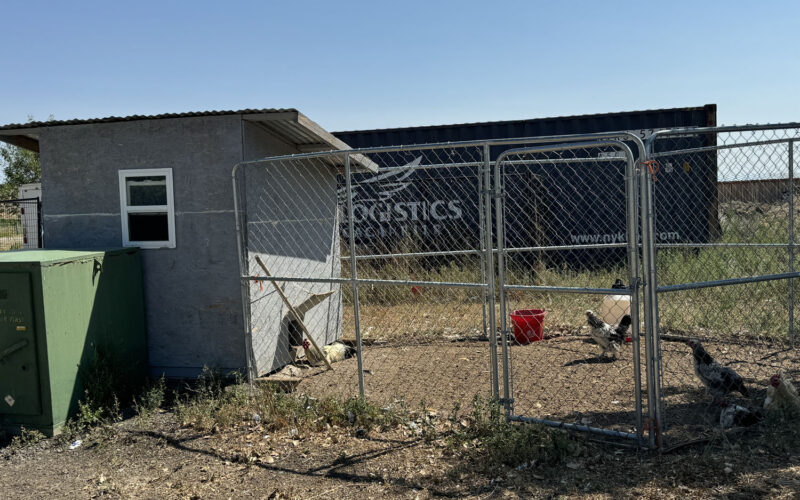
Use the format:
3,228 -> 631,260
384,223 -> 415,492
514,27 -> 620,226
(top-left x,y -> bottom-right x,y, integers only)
126,176 -> 167,206
128,213 -> 169,242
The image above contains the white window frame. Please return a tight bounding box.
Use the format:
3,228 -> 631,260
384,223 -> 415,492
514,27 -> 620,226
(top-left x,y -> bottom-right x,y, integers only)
118,168 -> 176,249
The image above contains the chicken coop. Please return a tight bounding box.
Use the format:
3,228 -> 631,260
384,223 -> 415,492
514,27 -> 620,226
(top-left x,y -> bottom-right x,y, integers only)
3,105 -> 798,451
0,109 -> 376,379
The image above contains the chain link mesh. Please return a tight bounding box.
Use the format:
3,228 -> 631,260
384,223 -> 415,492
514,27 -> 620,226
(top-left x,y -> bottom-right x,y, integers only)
234,145 -> 496,415
232,126 -> 800,449
650,127 -> 800,447
0,198 -> 40,250
496,144 -> 642,438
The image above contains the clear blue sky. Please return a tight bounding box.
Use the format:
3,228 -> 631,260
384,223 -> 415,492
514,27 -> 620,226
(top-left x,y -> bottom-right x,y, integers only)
0,1 -> 798,131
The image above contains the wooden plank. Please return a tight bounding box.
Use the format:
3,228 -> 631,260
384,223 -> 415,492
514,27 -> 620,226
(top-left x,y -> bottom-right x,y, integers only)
253,255 -> 334,371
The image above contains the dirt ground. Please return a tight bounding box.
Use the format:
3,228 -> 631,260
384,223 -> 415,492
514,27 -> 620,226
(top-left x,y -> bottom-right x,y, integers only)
2,409 -> 800,499
297,332 -> 800,448
3,333 -> 799,498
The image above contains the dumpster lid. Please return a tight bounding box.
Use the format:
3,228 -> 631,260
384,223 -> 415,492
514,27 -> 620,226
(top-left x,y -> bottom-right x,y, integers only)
0,248 -> 137,265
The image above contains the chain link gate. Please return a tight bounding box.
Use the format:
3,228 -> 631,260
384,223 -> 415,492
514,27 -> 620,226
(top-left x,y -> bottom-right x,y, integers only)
233,131 -> 667,447
492,140 -> 650,445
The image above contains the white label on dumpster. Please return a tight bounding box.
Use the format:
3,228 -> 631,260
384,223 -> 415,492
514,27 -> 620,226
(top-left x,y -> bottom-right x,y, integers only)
4,395 -> 14,407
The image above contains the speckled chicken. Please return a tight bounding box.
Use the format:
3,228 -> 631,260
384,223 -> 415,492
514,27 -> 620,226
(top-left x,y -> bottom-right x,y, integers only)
719,402 -> 763,429
585,310 -> 631,358
686,340 -> 749,402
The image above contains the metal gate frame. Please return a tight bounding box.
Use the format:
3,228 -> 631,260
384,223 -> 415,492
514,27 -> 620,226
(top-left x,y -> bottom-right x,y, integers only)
492,139 -> 652,446
234,124 -> 800,451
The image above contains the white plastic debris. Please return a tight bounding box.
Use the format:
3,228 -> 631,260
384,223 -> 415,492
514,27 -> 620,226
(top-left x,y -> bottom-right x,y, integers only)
69,439 -> 82,450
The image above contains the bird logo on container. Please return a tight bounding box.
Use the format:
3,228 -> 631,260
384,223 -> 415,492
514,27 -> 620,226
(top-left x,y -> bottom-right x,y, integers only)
337,156 -> 422,204
338,156 -> 465,240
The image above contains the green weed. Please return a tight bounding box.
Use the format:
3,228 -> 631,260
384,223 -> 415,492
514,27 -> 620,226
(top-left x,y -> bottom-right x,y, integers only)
8,427 -> 45,451
448,396 -> 577,469
133,376 -> 167,418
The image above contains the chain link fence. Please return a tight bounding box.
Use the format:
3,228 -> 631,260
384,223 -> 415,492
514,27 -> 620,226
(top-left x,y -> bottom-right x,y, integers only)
233,144 -> 496,415
648,125 -> 800,448
0,198 -> 41,251
233,124 -> 800,450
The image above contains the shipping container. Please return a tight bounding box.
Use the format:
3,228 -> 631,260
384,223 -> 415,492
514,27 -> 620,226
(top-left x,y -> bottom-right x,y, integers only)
334,105 -> 717,267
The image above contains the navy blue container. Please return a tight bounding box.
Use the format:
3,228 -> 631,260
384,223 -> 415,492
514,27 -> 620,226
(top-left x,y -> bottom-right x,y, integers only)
335,106 -> 717,267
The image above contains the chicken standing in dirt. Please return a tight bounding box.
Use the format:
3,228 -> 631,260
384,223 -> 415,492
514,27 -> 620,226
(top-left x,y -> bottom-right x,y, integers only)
585,310 -> 631,358
763,373 -> 800,412
686,340 -> 749,402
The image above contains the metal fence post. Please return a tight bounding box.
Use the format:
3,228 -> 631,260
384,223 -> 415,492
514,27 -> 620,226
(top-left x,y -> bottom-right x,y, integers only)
494,154 -> 512,413
640,147 -> 663,449
790,140 -> 795,347
344,154 -> 366,398
231,165 -> 257,384
625,154 -> 645,446
482,143 -> 500,400
36,199 -> 43,248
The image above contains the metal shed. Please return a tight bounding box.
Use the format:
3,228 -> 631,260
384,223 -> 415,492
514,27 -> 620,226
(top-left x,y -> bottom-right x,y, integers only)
0,109 -> 376,378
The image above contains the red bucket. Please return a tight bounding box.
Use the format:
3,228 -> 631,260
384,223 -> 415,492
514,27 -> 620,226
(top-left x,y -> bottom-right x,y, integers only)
510,309 -> 546,344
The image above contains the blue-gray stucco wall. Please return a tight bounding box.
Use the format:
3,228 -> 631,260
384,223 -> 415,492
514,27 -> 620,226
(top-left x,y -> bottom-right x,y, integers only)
37,115 -> 268,376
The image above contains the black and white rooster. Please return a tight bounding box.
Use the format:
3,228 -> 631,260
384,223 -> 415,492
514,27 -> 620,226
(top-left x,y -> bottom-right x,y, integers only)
686,340 -> 749,402
585,310 -> 631,358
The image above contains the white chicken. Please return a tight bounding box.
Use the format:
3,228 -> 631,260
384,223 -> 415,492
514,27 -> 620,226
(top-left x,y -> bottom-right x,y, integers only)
303,339 -> 352,366
763,373 -> 800,413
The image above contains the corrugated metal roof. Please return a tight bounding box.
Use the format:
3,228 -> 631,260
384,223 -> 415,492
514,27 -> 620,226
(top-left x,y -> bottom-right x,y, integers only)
0,108 -> 297,131
0,107 -> 379,173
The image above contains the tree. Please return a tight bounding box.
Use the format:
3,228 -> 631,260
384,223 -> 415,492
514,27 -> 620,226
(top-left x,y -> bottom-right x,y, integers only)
0,143 -> 40,200
0,115 -> 49,200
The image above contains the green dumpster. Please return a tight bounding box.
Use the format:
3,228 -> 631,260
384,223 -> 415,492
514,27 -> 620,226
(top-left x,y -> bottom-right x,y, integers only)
0,249 -> 147,436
